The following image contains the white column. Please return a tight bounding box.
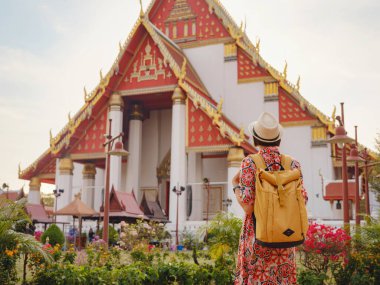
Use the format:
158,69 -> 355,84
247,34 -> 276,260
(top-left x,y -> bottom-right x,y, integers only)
57,158 -> 74,211
28,177 -> 41,204
108,93 -> 124,191
227,147 -> 245,218
188,152 -> 203,221
126,104 -> 144,201
82,163 -> 96,209
169,87 -> 187,229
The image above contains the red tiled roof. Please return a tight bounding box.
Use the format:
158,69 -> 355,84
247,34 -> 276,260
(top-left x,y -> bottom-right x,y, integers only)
104,187 -> 146,219
324,181 -> 356,201
25,203 -> 52,223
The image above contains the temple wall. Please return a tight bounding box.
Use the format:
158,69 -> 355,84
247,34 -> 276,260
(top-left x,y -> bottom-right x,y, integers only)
94,167 -> 105,212
184,44 -> 264,136
184,44 -> 225,101
140,109 -> 172,201
72,162 -> 83,199
281,125 -> 337,220
141,111 -> 160,195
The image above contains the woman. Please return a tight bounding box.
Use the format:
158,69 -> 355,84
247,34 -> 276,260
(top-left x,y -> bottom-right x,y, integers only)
233,112 -> 308,285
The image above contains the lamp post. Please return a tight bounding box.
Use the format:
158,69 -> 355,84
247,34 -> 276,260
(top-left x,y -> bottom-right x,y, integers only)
2,183 -> 9,199
53,188 -> 64,223
347,127 -> 365,226
328,103 -> 354,229
361,148 -> 371,216
102,119 -> 129,245
172,184 -> 185,246
223,198 -> 233,211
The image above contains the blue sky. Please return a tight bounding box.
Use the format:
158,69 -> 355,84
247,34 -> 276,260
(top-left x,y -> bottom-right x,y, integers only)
0,0 -> 379,194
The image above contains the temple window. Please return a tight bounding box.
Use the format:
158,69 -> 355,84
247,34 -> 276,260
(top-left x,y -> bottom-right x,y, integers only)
184,23 -> 188,37
192,21 -> 196,36
173,24 -> 177,38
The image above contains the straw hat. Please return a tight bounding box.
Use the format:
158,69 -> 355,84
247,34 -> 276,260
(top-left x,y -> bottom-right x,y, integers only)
248,112 -> 283,143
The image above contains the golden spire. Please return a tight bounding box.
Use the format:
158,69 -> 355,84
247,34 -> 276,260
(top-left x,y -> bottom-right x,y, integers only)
139,0 -> 144,18
256,38 -> 261,53
296,76 -> 301,91
239,126 -> 245,140
217,98 -> 224,114
84,86 -> 88,102
283,61 -> 288,79
331,105 -> 336,125
179,58 -> 187,83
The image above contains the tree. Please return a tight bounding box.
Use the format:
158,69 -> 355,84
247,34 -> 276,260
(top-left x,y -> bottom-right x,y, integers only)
0,198 -> 52,284
369,133 -> 380,202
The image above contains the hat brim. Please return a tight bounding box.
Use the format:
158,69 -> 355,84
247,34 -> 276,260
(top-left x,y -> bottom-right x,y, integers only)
248,121 -> 283,143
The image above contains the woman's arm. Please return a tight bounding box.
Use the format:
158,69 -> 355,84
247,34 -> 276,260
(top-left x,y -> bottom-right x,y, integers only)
232,157 -> 256,215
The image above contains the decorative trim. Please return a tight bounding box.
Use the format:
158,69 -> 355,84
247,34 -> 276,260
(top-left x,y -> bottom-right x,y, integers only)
38,173 -> 55,180
59,158 -> 74,175
82,163 -> 97,179
29,177 -> 41,191
172,86 -> 186,105
264,95 -> 279,102
108,93 -> 124,108
119,84 -> 177,96
186,145 -> 232,153
238,76 -> 273,84
70,153 -> 106,160
178,37 -> 232,49
227,147 -> 245,167
281,120 -> 318,127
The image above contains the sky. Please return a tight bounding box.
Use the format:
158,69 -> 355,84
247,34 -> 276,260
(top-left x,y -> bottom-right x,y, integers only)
0,0 -> 379,194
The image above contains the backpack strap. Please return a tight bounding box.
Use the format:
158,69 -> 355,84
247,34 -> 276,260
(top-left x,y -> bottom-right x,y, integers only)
280,154 -> 293,171
249,154 -> 266,170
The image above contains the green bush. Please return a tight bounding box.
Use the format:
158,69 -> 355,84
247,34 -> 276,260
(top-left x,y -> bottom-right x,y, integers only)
297,269 -> 327,285
41,224 -> 65,246
97,226 -> 118,245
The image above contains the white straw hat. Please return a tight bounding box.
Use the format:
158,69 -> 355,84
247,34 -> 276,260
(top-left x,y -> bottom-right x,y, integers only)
248,112 -> 283,143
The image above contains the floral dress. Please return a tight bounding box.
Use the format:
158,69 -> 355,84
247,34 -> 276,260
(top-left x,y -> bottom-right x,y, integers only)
234,146 -> 308,285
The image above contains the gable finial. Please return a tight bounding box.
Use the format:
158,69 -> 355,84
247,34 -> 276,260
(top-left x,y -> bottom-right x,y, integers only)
119,41 -> 123,52
139,0 -> 144,18
283,61 -> 288,79
84,86 -> 88,102
256,38 -> 261,53
99,69 -> 103,81
296,76 -> 301,91
18,163 -> 21,176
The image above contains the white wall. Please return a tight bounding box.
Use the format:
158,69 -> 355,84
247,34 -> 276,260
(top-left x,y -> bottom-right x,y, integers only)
94,167 -> 105,212
72,162 -> 83,199
141,111 -> 160,191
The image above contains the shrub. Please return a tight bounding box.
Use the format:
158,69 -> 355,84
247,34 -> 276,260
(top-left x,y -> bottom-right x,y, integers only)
41,224 -> 65,246
97,226 -> 118,246
297,269 -> 327,285
298,223 -> 351,275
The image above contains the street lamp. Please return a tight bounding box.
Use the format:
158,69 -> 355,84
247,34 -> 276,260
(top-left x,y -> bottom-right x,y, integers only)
360,148 -> 371,216
223,198 -> 233,210
102,119 -> 129,245
328,103 -> 354,229
172,184 -> 185,247
347,127 -> 365,226
53,188 -> 64,223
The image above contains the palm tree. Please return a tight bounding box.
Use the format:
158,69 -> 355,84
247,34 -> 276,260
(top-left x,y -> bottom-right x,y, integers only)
0,198 -> 52,283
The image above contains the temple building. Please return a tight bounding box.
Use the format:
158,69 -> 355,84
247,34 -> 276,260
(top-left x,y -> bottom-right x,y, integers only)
19,0 -> 378,233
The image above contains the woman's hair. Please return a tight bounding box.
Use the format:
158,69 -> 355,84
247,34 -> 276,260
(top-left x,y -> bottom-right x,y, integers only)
253,137 -> 281,147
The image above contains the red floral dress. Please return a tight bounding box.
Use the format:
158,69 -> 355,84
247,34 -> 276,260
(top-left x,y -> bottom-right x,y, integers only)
234,147 -> 308,285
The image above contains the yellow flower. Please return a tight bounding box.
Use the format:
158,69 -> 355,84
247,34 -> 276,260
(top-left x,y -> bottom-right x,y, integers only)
5,249 -> 14,257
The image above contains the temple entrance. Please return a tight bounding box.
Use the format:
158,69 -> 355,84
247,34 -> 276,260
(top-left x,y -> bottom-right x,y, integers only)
203,185 -> 223,220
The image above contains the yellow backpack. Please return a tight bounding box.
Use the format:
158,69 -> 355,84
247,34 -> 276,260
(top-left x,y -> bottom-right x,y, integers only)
250,154 -> 309,248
